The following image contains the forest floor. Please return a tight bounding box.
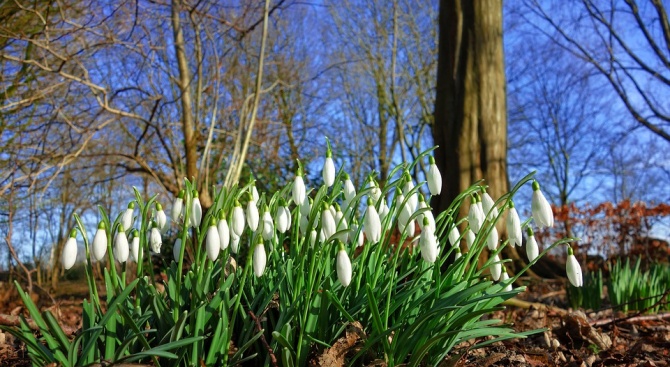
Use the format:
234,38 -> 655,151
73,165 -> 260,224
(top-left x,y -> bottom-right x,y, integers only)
0,278 -> 668,367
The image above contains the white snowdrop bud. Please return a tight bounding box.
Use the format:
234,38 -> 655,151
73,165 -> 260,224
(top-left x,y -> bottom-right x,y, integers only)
323,146 -> 336,187
131,229 -> 140,262
531,181 -> 554,229
364,198 -> 382,243
506,201 -> 522,247
300,197 -> 311,217
171,190 -> 185,223
402,172 -> 418,213
490,253 -> 502,281
487,226 -> 499,251
321,204 -> 336,240
251,184 -> 259,203
206,218 -> 221,262
246,196 -> 259,232
217,211 -> 230,251
426,156 -> 442,195
231,201 -> 245,237
336,242 -> 352,287
121,202 -> 135,233
191,190 -> 203,228
481,189 -> 498,221
419,219 -> 438,264
155,202 -> 167,232
465,228 -> 476,250
150,223 -> 162,253
501,266 -> 512,292
62,230 -> 78,270
300,213 -> 309,235
293,168 -> 306,206
351,218 -> 364,247
92,222 -> 108,261
309,229 -> 318,248
448,224 -> 460,246
334,204 -> 349,242
230,233 -> 240,254
275,203 -> 290,234
566,246 -> 583,287
252,241 -> 267,277
468,194 -> 485,233
379,199 -> 390,223
369,179 -> 382,204
114,225 -> 130,263
173,237 -> 182,263
343,173 -> 356,203
525,227 -> 539,262
261,207 -> 274,241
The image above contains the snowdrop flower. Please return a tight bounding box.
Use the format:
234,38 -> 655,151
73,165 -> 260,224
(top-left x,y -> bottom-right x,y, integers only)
351,218 -> 364,247
62,229 -> 78,270
251,184 -> 259,203
465,228 -> 476,250
252,240 -> 267,277
246,195 -> 259,232
321,204 -> 336,240
402,172 -> 418,214
481,189 -> 498,221
525,227 -> 539,262
206,218 -> 221,262
275,201 -> 290,234
343,173 -> 356,204
364,198 -> 382,243
490,253 -> 502,281
487,226 -> 499,251
506,201 -> 522,247
293,166 -> 306,206
448,224 -> 460,246
92,221 -> 108,261
334,204 -> 348,242
426,156 -> 442,196
230,233 -> 240,254
217,211 -> 230,251
300,197 -> 311,217
336,241 -> 352,287
417,195 -> 435,232
531,181 -> 554,229
173,237 -> 182,263
378,199 -> 390,223
300,213 -> 309,235
150,222 -> 162,253
453,246 -> 462,261
121,202 -> 135,233
261,206 -> 274,241
131,229 -> 139,262
419,218 -> 438,264
231,201 -> 245,237
309,229 -> 318,248
322,144 -> 336,187
566,246 -> 583,287
155,202 -> 168,233
501,266 -> 512,292
406,219 -> 416,237
191,190 -> 202,228
368,179 -> 382,204
114,225 -> 130,263
468,194 -> 485,233
171,190 -> 185,222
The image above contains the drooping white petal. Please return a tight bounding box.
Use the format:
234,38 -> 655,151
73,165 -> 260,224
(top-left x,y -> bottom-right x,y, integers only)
526,228 -> 539,262
465,229 -> 476,250
131,235 -> 140,262
501,267 -> 512,292
321,205 -> 336,240
448,225 -> 460,246
531,181 -> 554,229
481,191 -> 499,221
426,156 -> 442,195
490,254 -> 502,281
323,157 -> 335,187
566,247 -> 583,287
150,227 -> 162,253
251,185 -> 260,203
252,243 -> 267,277
419,226 -> 438,264
487,227 -> 499,251
276,206 -> 290,234
343,176 -> 356,203
218,218 -> 230,250
231,205 -> 245,237
336,248 -> 352,287
293,175 -> 306,205
171,194 -> 184,222
364,199 -> 382,243
335,208 -> 349,242
156,208 -> 167,233
468,198 -> 484,233
173,238 -> 181,263
506,203 -> 522,247
246,199 -> 259,232
92,225 -> 108,261
121,204 -> 135,233
191,194 -> 203,228
261,210 -> 274,241
230,233 -> 240,254
402,174 -> 417,214
114,230 -> 129,263
62,236 -> 78,270
206,224 -> 220,261
309,229 -> 318,248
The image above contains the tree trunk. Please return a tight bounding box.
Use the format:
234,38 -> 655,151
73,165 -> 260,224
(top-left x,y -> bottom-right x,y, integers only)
431,0 -> 508,215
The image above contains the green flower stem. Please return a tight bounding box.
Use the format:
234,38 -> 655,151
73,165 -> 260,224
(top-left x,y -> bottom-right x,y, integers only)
74,214 -> 101,312
223,249 -> 253,366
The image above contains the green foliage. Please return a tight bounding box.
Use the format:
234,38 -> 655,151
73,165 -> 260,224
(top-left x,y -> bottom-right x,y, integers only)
1,149 -> 576,366
608,258 -> 670,313
567,269 -> 603,310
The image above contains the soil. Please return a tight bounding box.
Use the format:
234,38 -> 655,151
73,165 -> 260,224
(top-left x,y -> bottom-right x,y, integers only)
0,279 -> 668,367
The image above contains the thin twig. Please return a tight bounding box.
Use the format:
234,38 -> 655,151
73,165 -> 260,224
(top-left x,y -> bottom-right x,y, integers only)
248,310 -> 278,367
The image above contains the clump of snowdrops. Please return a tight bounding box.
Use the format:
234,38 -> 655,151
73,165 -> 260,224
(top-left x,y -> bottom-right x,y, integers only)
2,143 -> 582,367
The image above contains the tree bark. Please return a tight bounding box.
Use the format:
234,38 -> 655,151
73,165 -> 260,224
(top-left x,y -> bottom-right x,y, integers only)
432,0 -> 508,216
